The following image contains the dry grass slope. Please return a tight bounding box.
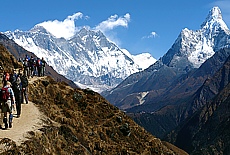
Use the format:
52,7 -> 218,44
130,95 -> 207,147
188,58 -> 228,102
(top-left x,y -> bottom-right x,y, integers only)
0,43 -> 188,154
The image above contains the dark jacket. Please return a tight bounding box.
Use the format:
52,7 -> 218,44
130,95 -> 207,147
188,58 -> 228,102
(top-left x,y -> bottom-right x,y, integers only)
21,75 -> 28,88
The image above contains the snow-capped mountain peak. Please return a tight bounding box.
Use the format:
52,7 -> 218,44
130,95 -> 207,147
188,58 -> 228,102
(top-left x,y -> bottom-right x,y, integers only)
162,7 -> 230,70
121,49 -> 156,70
30,25 -> 51,34
4,26 -> 155,92
206,6 -> 223,21
201,6 -> 229,32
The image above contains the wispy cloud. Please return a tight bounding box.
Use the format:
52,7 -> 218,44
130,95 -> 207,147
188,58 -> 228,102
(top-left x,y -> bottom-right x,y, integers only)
95,13 -> 130,32
93,13 -> 131,46
142,31 -> 158,39
37,12 -> 130,45
38,12 -> 86,39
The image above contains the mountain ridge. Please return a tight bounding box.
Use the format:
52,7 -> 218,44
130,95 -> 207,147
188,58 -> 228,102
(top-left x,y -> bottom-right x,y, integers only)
4,27 -> 156,92
103,6 -> 230,111
165,52 -> 230,154
128,48 -> 230,141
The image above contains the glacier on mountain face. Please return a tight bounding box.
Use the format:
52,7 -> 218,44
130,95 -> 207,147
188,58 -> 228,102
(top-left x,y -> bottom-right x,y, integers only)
4,27 -> 156,92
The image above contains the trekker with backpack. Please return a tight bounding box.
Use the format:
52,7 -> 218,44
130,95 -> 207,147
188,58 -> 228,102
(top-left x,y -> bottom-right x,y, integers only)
9,69 -> 17,84
2,71 -> 10,86
29,56 -> 36,78
23,58 -> 30,78
21,73 -> 28,104
36,58 -> 43,77
41,57 -> 46,76
1,81 -> 15,129
11,74 -> 22,118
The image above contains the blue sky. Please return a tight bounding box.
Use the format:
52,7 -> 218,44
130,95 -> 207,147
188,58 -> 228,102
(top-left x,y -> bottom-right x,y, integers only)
0,1 -> 230,59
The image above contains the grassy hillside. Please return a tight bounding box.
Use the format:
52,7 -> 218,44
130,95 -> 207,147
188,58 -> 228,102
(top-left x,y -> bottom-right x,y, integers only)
0,43 -> 187,154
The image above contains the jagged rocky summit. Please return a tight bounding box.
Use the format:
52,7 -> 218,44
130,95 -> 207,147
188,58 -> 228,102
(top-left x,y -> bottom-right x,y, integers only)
4,27 -> 156,92
163,6 -> 229,70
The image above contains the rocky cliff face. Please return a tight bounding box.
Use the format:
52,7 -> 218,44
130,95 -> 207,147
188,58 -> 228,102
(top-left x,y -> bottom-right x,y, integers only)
127,48 -> 230,112
0,44 -> 22,71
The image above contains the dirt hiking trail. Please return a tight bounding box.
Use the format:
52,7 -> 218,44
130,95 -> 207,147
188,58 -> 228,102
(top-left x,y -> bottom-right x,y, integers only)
0,76 -> 47,145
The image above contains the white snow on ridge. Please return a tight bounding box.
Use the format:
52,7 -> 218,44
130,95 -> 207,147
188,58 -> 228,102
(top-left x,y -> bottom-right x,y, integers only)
201,6 -> 229,32
187,37 -> 215,68
137,92 -> 149,105
133,53 -> 156,70
5,27 -> 155,93
121,49 -> 156,70
75,82 -> 110,93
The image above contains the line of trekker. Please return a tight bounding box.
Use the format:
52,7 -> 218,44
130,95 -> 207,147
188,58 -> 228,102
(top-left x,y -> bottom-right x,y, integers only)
0,55 -> 46,130
19,55 -> 46,78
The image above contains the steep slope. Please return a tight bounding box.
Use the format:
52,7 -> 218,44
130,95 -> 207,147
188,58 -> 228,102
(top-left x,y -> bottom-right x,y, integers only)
0,44 -> 22,71
4,27 -> 156,92
128,48 -> 230,139
172,85 -> 230,155
0,42 -> 187,155
103,6 -> 230,111
0,33 -> 78,89
165,54 -> 230,154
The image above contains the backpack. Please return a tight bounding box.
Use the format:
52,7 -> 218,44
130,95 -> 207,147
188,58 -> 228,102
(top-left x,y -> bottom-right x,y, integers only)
1,87 -> 10,102
9,73 -> 17,84
29,58 -> 35,66
39,60 -> 43,66
21,75 -> 28,87
23,59 -> 29,67
37,59 -> 42,66
12,77 -> 22,93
